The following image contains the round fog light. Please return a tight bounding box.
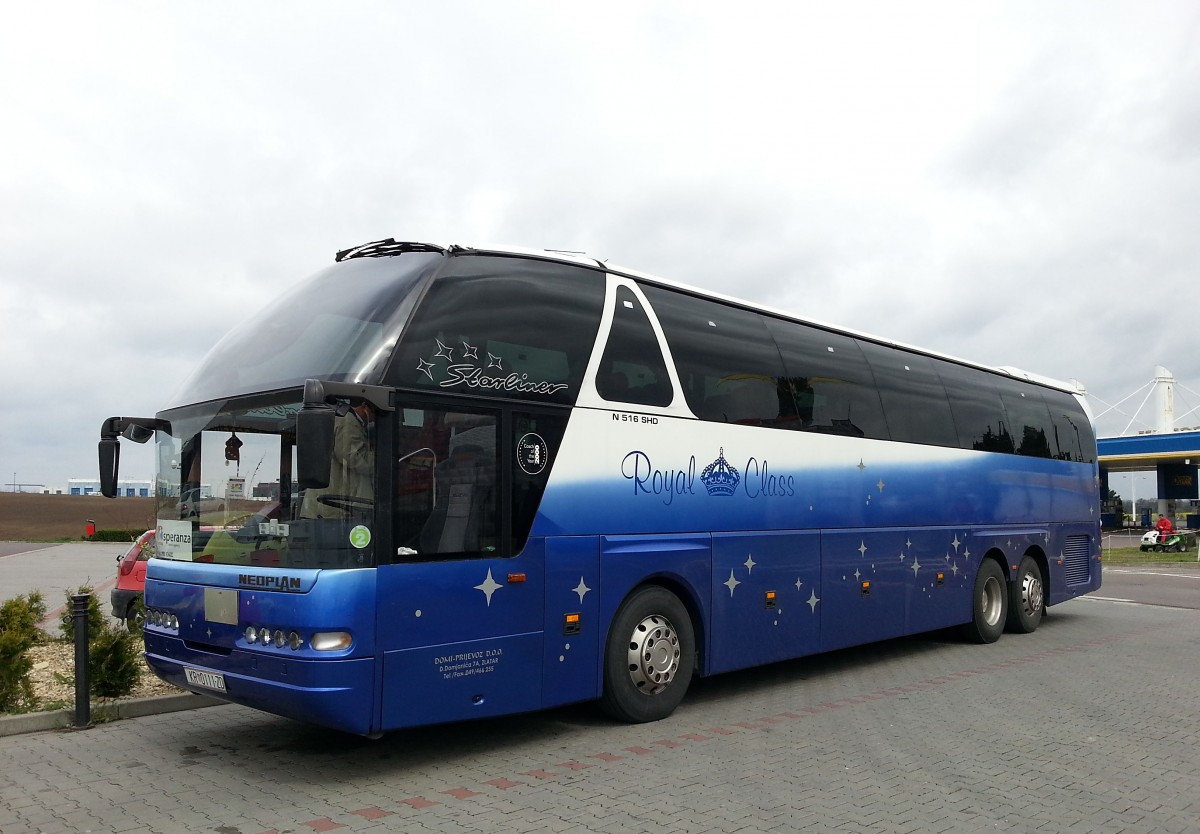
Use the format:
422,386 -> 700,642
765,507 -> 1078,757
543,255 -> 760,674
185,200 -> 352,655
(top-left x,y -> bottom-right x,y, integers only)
257,627 -> 271,645
273,629 -> 286,648
288,631 -> 303,651
245,626 -> 257,643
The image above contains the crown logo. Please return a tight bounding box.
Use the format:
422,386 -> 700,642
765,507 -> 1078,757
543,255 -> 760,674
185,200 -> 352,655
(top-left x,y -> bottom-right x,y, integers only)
700,447 -> 740,496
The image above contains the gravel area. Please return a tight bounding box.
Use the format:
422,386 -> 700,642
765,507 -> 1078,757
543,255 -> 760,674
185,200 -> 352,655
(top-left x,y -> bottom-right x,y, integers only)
23,639 -> 181,711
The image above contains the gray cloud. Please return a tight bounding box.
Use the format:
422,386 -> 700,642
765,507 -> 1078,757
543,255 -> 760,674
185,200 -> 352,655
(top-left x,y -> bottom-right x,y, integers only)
2,1 -> 1198,491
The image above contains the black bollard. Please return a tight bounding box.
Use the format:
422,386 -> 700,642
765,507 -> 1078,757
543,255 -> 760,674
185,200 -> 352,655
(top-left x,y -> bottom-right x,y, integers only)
72,593 -> 91,728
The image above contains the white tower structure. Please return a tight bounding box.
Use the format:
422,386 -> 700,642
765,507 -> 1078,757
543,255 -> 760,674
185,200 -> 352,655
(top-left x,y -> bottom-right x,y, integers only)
1153,366 -> 1175,519
1154,365 -> 1175,434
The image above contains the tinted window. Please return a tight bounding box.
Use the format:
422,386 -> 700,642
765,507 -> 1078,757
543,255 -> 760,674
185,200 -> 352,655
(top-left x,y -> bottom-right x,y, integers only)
765,319 -> 889,439
859,343 -> 958,447
994,377 -> 1056,458
1046,391 -> 1095,463
596,286 -> 672,406
394,407 -> 500,560
937,364 -> 1013,453
171,253 -> 444,408
390,256 -> 605,405
641,284 -> 792,426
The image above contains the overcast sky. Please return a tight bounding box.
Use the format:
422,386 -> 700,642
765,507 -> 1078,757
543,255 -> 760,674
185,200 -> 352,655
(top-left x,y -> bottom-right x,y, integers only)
2,1 -> 1198,501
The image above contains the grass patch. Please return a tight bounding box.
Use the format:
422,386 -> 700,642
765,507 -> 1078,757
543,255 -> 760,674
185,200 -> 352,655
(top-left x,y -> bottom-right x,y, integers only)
1102,546 -> 1200,565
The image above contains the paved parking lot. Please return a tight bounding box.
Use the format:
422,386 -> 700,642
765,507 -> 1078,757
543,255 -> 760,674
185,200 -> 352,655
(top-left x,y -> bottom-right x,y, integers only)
2,587 -> 1199,834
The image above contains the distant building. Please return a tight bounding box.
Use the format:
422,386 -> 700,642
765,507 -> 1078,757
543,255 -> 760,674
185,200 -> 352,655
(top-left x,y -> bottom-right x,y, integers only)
67,478 -> 153,497
253,481 -> 281,500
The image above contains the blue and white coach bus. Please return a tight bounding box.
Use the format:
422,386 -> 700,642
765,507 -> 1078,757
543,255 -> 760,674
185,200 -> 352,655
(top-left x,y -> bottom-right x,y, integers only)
99,239 -> 1101,735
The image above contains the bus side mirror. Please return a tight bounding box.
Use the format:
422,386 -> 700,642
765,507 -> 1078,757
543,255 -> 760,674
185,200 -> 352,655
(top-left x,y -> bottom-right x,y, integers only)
297,380 -> 335,490
99,436 -> 120,498
98,416 -> 161,498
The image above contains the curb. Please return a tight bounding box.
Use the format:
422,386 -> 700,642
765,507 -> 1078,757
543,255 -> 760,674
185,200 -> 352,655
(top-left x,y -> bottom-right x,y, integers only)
0,693 -> 224,738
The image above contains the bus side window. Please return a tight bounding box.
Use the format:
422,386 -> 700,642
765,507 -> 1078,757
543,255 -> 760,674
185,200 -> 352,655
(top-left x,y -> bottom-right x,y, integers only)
994,378 -> 1056,458
936,364 -> 1013,454
858,342 -> 958,448
765,318 -> 889,440
596,286 -> 672,407
640,284 -> 792,426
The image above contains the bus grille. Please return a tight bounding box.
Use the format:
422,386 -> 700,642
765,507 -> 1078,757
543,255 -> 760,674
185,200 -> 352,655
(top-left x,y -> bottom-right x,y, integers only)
1063,535 -> 1091,585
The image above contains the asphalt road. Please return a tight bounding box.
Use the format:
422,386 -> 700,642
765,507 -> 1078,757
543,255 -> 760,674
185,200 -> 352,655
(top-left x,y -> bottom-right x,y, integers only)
1097,563 -> 1200,610
0,541 -> 128,626
2,560 -> 1199,833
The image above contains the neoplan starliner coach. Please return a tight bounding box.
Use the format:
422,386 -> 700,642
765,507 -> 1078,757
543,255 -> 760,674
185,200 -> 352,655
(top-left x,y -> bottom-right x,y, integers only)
98,240 -> 1101,735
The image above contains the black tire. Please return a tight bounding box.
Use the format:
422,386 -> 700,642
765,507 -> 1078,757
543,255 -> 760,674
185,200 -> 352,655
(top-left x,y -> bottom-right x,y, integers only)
600,586 -> 695,723
1005,556 -> 1044,634
125,598 -> 145,634
960,559 -> 1007,644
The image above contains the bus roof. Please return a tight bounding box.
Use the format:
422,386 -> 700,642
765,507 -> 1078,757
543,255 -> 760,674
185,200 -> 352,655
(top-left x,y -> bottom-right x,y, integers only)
345,239 -> 1083,397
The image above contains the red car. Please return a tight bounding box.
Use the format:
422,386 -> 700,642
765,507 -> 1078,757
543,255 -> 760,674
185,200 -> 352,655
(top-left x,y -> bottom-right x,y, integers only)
110,530 -> 153,632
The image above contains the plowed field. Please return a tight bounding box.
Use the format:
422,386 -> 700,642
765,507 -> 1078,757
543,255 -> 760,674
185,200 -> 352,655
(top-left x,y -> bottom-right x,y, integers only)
0,493 -> 155,540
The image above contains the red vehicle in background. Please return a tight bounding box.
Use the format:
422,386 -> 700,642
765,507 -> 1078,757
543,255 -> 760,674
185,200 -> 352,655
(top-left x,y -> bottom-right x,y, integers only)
111,530 -> 153,632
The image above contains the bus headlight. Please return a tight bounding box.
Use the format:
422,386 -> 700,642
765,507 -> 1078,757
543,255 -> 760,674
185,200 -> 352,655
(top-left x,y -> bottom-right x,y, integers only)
245,626 -> 258,644
311,631 -> 352,651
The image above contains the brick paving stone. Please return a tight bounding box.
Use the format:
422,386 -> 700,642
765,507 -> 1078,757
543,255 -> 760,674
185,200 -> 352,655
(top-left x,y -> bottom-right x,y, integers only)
4,598 -> 1200,832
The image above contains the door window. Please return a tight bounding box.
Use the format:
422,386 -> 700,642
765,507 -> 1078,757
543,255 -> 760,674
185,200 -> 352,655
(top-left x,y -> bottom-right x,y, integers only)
395,407 -> 500,560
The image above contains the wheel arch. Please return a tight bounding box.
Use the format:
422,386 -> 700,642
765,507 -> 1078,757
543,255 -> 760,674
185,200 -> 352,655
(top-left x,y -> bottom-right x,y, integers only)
981,547 -> 1010,579
1021,545 -> 1050,588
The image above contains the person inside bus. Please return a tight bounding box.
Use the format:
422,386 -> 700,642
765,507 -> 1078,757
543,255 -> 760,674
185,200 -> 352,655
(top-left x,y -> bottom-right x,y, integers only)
300,400 -> 375,519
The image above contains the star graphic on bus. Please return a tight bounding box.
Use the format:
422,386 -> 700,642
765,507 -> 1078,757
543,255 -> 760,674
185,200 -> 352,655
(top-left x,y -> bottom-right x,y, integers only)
416,359 -> 435,380
434,339 -> 454,361
461,341 -> 479,360
724,570 -> 740,597
475,569 -> 502,606
487,352 -> 503,369
807,589 -> 820,611
573,577 -> 591,602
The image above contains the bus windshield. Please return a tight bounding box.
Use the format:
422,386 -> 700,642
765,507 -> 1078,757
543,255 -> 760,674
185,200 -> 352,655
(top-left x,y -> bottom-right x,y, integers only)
167,251 -> 444,409
154,390 -> 377,568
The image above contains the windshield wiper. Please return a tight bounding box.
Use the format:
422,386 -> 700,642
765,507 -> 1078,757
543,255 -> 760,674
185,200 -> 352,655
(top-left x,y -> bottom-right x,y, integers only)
335,239 -> 446,262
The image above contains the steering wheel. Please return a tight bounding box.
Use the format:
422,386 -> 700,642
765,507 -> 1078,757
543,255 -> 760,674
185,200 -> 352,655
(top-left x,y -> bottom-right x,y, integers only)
316,494 -> 374,514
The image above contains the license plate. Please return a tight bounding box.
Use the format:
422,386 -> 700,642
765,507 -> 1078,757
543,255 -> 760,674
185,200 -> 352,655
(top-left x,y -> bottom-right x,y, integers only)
184,667 -> 227,693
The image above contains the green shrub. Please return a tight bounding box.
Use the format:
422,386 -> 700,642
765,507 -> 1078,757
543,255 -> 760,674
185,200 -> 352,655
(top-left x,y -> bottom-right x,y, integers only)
89,628 -> 141,698
0,591 -> 47,645
58,586 -> 107,642
0,592 -> 46,713
0,630 -> 36,712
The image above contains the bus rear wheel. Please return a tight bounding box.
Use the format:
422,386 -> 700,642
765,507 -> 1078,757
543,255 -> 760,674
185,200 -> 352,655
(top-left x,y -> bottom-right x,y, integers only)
960,559 -> 1007,644
1005,556 -> 1044,634
600,586 -> 695,723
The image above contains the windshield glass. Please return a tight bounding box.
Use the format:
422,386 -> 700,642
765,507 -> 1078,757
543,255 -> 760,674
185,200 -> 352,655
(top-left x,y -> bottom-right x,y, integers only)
167,252 -> 443,408
154,391 -> 377,568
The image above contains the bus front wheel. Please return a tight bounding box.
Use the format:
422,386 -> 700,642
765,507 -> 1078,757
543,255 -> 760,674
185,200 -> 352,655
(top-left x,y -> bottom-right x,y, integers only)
960,559 -> 1007,644
600,586 -> 695,723
1005,556 -> 1044,634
